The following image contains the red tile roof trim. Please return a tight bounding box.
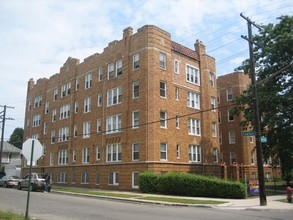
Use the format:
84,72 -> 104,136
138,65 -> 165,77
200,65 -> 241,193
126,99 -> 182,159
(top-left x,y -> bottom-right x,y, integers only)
171,41 -> 200,61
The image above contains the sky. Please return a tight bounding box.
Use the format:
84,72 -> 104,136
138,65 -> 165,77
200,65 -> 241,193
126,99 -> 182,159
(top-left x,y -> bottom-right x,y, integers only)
0,0 -> 292,141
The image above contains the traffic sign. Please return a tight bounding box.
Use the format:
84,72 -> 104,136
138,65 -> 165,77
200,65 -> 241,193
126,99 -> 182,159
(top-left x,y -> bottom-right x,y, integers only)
261,136 -> 267,143
21,138 -> 44,161
242,131 -> 255,136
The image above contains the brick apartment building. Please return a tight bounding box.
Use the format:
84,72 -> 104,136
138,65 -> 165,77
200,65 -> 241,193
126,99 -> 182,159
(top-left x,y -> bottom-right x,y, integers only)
23,25 -> 220,190
217,72 -> 281,181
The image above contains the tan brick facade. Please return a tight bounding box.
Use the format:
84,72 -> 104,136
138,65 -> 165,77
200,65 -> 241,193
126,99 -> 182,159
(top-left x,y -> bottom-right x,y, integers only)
23,25 -> 220,190
217,72 -> 281,181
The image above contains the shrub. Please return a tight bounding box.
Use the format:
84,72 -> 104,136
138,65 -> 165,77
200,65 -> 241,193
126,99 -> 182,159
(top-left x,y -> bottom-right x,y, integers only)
139,172 -> 247,199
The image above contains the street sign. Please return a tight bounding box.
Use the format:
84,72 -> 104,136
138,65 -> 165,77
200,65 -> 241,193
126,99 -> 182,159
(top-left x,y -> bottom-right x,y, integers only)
21,138 -> 43,161
261,136 -> 267,143
242,131 -> 255,136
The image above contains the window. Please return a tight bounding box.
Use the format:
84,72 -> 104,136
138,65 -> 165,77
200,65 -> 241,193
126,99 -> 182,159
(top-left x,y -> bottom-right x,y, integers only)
98,67 -> 103,81
26,118 -> 30,128
107,87 -> 122,106
132,143 -> 139,161
81,172 -> 89,184
116,59 -> 122,76
228,109 -> 234,121
83,121 -> 90,138
250,136 -> 254,143
226,88 -> 233,101
108,172 -> 119,185
174,60 -> 179,74
187,91 -> 200,109
133,53 -> 139,69
45,101 -> 49,114
97,93 -> 102,107
34,95 -> 42,108
43,122 -> 48,134
75,78 -> 79,90
188,118 -> 201,135
32,114 -> 41,127
52,109 -> 57,122
219,132 -> 222,145
160,111 -> 167,128
160,81 -> 166,98
96,146 -> 101,160
132,172 -> 139,189
175,115 -> 180,129
159,52 -> 166,69
213,148 -> 219,163
50,152 -> 54,165
73,124 -> 77,137
97,118 -> 102,133
133,81 -> 139,98
72,149 -> 76,162
58,173 -> 67,183
160,143 -> 167,160
82,147 -> 90,163
106,144 -> 122,162
186,65 -> 200,85
61,84 -> 66,98
59,104 -> 70,119
84,97 -> 92,113
210,73 -> 215,87
106,114 -> 122,134
211,97 -> 216,111
85,73 -> 92,89
58,149 -> 68,165
53,89 -> 58,101
132,111 -> 139,129
176,144 -> 180,159
218,111 -> 221,124
175,87 -> 179,100
74,101 -> 78,113
230,152 -> 236,164
229,131 -> 236,144
50,130 -> 55,144
108,63 -> 115,79
217,92 -> 220,103
251,150 -> 255,164
189,145 -> 201,162
95,172 -> 100,185
27,100 -> 32,111
59,127 -> 69,142
212,122 -> 217,137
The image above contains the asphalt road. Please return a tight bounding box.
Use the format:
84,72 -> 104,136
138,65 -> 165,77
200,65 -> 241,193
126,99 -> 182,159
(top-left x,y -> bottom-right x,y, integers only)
0,187 -> 292,220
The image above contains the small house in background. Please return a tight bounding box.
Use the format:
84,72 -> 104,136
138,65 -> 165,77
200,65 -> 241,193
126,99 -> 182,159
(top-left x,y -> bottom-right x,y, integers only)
1,141 -> 21,176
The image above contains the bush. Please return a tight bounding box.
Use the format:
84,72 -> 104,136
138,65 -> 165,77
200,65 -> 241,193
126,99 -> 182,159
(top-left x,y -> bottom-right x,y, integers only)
139,172 -> 247,199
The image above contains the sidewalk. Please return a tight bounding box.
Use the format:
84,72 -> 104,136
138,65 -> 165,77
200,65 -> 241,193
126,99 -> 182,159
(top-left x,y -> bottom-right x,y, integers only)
53,187 -> 293,210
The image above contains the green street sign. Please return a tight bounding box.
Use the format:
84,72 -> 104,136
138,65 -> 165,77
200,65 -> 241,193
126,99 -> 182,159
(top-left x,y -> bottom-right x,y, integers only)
242,131 -> 255,136
261,136 -> 267,143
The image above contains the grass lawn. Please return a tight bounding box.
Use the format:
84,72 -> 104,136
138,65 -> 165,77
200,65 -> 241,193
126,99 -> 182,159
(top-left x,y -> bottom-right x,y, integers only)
0,211 -> 30,220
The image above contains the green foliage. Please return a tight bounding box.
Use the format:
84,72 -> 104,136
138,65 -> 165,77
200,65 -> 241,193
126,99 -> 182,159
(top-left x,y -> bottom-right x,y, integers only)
139,171 -> 159,193
234,15 -> 293,184
140,172 -> 247,199
8,127 -> 24,149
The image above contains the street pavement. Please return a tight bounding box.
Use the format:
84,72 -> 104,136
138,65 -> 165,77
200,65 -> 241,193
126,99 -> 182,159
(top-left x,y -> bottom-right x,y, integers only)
53,188 -> 293,210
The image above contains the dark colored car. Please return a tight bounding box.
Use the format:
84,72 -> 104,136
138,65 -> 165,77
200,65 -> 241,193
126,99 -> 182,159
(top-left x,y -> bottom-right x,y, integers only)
18,173 -> 52,192
0,175 -> 21,188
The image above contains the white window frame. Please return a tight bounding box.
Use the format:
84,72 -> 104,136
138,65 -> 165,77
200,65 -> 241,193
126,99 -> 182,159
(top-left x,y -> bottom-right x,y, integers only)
187,91 -> 200,109
116,59 -> 122,76
74,101 -> 78,114
106,114 -> 122,134
133,81 -> 139,98
73,124 -> 77,137
50,152 -> 54,165
160,143 -> 167,160
175,87 -> 179,101
132,111 -> 139,129
108,63 -> 115,79
229,131 -> 236,144
58,127 -> 69,142
188,118 -> 201,136
160,111 -> 167,128
85,73 -> 92,89
159,52 -> 167,69
97,118 -> 102,133
213,148 -> 219,163
175,115 -> 180,129
189,145 -> 201,162
174,59 -> 179,74
211,96 -> 216,111
106,144 -> 122,162
58,149 -> 68,165
81,172 -> 89,184
96,146 -> 101,160
212,122 -> 217,137
230,152 -> 236,164
133,53 -> 139,69
98,67 -> 103,82
82,147 -> 90,164
97,93 -> 102,107
176,144 -> 180,159
186,64 -> 200,85
210,72 -> 215,87
226,88 -> 233,101
83,121 -> 90,138
132,172 -> 139,189
108,172 -> 119,186
50,130 -> 55,144
132,143 -> 139,161
72,149 -> 76,162
84,97 -> 92,113
107,87 -> 122,106
160,81 -> 167,98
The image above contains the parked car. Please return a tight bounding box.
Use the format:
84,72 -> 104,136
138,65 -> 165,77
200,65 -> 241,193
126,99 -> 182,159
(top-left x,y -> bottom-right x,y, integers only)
18,173 -> 52,192
0,175 -> 21,188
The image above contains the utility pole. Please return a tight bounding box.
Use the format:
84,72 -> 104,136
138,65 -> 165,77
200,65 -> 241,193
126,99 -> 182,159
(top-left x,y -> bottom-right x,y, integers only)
240,13 -> 267,206
0,105 -> 15,170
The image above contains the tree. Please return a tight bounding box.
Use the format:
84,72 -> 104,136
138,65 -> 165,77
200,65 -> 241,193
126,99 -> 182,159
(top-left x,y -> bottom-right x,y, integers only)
234,16 -> 293,185
8,127 -> 24,149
